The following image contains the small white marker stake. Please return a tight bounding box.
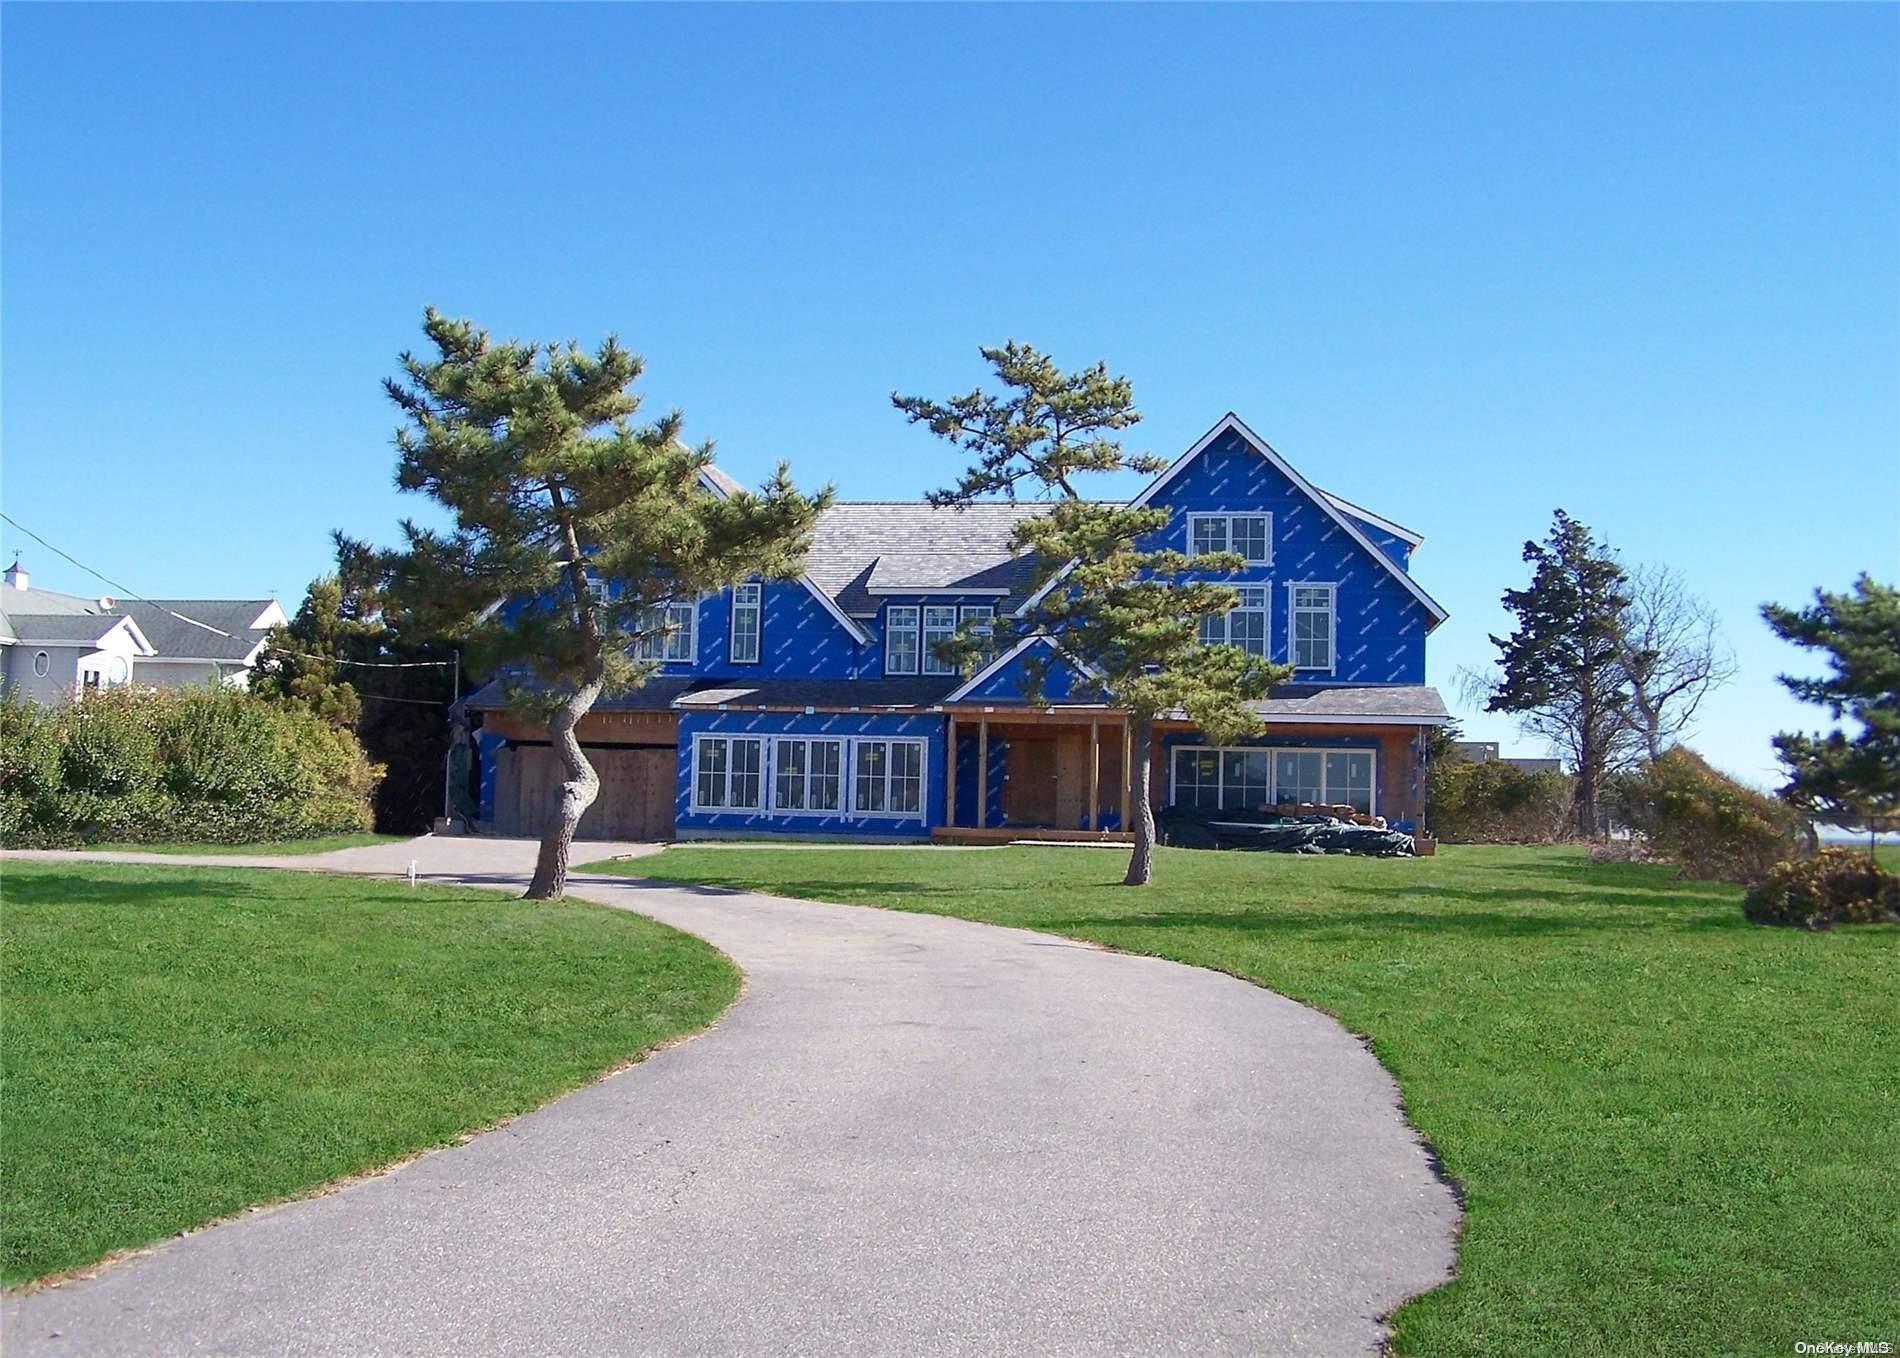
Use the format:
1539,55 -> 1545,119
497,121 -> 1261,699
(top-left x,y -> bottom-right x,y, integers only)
408,860 -> 418,889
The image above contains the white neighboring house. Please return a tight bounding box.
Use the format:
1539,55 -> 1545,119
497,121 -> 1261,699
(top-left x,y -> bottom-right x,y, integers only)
0,561 -> 285,701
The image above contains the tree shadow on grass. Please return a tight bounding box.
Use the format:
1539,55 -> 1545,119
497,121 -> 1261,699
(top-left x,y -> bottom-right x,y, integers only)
1,872 -> 249,911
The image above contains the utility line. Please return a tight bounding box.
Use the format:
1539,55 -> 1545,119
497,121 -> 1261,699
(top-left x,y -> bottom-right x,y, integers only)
1,512 -> 458,671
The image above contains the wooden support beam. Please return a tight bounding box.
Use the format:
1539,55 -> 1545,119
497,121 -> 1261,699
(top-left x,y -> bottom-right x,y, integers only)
945,715 -> 958,828
981,721 -> 995,827
1120,721 -> 1132,829
1088,720 -> 1100,832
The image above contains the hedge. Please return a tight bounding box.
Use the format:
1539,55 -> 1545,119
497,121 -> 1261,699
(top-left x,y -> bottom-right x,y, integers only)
1610,747 -> 1810,885
1,686 -> 378,848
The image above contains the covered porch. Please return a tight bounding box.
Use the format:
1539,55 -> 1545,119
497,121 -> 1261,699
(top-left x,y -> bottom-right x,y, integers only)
935,696 -> 1441,844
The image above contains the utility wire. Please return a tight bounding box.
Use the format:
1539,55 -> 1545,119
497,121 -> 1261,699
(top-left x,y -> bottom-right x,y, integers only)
1,512 -> 458,671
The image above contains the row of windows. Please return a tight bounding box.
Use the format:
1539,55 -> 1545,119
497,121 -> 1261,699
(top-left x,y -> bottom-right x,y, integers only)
883,604 -> 994,676
1171,745 -> 1376,815
1195,582 -> 1336,670
692,734 -> 928,818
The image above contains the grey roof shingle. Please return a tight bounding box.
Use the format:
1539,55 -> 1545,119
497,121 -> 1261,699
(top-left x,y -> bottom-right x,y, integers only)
1247,684 -> 1450,723
807,502 -> 1069,616
0,613 -> 137,646
117,600 -> 276,661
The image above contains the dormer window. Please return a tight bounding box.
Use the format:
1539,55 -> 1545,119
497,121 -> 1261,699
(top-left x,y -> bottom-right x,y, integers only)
1188,513 -> 1271,565
885,605 -> 920,674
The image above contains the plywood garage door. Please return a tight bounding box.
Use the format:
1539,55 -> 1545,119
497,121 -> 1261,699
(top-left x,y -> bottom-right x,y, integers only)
493,745 -> 676,841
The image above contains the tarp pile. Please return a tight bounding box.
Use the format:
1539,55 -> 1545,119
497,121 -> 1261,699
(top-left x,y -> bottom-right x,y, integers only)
1158,805 -> 1415,857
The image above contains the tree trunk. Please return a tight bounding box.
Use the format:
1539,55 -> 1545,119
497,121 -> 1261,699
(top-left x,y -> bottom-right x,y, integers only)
523,669 -> 606,901
1123,713 -> 1155,886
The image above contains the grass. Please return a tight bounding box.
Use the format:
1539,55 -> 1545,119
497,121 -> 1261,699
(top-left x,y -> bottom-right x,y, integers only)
81,832 -> 405,856
0,861 -> 738,1285
596,843 -> 1899,1358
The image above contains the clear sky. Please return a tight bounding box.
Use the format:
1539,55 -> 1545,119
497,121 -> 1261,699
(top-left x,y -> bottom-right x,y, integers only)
3,4 -> 1895,784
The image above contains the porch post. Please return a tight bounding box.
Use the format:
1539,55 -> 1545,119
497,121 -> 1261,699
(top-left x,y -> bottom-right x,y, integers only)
945,715 -> 958,828
977,718 -> 989,830
1120,719 -> 1132,830
1088,719 -> 1100,832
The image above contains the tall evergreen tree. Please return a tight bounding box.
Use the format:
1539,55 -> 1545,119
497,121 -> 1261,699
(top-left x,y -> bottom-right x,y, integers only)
895,343 -> 1286,885
1761,573 -> 1900,854
1484,510 -> 1642,836
253,532 -> 462,833
386,310 -> 830,899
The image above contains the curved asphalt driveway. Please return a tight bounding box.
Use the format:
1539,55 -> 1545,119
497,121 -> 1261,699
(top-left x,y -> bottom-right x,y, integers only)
3,838 -> 1458,1356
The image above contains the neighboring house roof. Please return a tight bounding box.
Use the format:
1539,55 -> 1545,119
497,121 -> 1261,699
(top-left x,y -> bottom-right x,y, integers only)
116,599 -> 280,663
0,586 -> 278,664
0,612 -> 154,651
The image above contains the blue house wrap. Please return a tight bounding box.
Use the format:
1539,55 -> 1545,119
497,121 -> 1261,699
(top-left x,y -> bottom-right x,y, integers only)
465,413 -> 1451,842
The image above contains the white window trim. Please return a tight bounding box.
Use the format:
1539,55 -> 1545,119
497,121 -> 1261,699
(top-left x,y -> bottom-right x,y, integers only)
1167,743 -> 1377,815
921,604 -> 961,677
31,650 -> 51,678
884,605 -> 921,676
1200,585 -> 1270,656
636,600 -> 699,664
730,583 -> 762,666
1288,582 -> 1338,673
768,735 -> 846,818
689,733 -> 765,812
691,733 -> 930,821
1187,512 -> 1273,565
850,736 -> 929,819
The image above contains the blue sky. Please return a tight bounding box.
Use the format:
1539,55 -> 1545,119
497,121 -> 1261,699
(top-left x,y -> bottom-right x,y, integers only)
3,4 -> 1894,784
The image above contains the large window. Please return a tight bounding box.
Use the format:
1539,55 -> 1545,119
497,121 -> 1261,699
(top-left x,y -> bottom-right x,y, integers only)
1170,744 -> 1376,815
1290,584 -> 1336,671
773,736 -> 843,813
1199,585 -> 1269,656
960,605 -> 995,664
922,605 -> 960,676
635,601 -> 697,663
884,605 -> 920,675
694,735 -> 762,810
693,733 -> 926,819
1188,513 -> 1272,564
854,738 -> 925,816
730,584 -> 762,665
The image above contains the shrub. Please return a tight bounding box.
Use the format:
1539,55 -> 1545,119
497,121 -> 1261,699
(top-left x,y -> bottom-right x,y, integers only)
1428,757 -> 1575,843
0,685 -> 378,848
1612,747 -> 1809,884
1743,848 -> 1900,930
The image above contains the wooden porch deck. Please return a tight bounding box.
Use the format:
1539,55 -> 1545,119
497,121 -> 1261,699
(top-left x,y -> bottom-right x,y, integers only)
930,826 -> 1134,846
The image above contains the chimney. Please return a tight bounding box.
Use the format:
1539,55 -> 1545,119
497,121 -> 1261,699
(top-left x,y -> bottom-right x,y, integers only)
4,559 -> 26,591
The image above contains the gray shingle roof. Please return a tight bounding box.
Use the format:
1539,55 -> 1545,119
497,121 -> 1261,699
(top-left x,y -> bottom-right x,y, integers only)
863,554 -> 1020,593
0,613 -> 136,646
1248,685 -> 1450,723
117,600 -> 276,661
807,502 -> 1067,616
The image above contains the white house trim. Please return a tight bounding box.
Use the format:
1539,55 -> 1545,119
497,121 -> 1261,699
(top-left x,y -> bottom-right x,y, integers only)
943,633 -> 1105,704
1129,413 -> 1449,627
1319,492 -> 1423,547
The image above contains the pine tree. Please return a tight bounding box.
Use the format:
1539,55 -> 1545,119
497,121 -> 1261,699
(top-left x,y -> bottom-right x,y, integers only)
1484,510 -> 1641,836
895,343 -> 1286,885
386,310 -> 830,899
1761,574 -> 1900,854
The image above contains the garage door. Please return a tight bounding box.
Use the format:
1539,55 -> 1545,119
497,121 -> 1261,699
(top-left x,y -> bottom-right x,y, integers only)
492,745 -> 676,841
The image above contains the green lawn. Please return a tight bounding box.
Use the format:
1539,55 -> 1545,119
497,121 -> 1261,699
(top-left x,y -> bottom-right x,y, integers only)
601,843 -> 1899,1358
82,832 -> 405,856
0,862 -> 738,1285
